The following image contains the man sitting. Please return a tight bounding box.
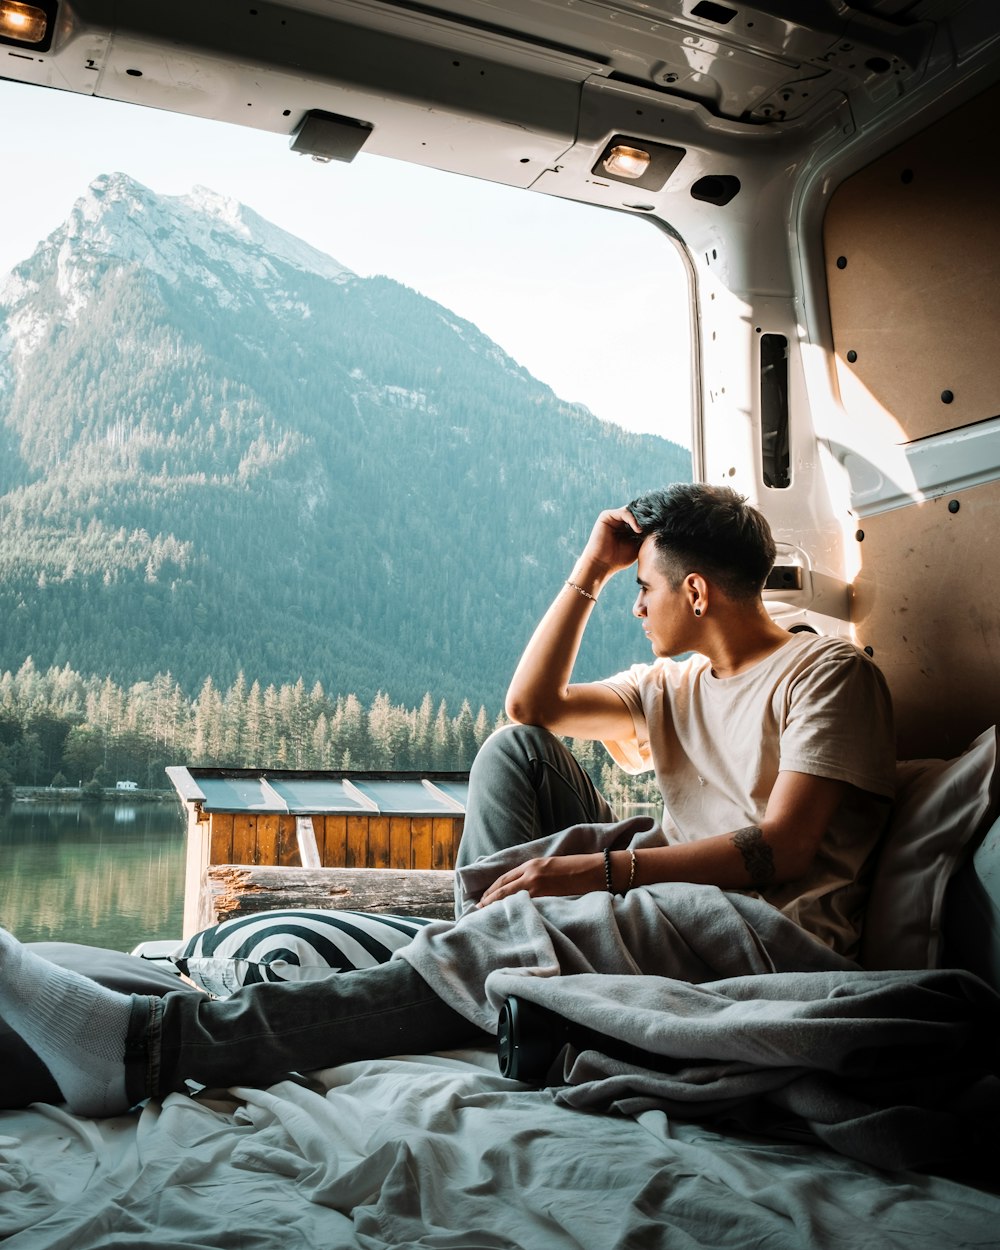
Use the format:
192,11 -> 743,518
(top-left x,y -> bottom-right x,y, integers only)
0,484 -> 894,1117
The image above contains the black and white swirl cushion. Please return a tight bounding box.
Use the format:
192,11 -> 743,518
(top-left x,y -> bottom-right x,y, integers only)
169,909 -> 436,996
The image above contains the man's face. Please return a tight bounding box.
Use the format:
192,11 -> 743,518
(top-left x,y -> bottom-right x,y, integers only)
632,537 -> 692,657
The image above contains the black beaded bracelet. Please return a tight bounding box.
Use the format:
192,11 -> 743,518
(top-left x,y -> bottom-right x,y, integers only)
603,847 -> 613,894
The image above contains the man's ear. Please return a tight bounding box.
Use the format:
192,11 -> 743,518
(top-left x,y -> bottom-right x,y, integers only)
685,572 -> 710,616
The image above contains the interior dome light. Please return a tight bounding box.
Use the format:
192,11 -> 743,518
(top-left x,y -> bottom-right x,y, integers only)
603,146 -> 651,180
592,135 -> 684,191
0,0 -> 52,48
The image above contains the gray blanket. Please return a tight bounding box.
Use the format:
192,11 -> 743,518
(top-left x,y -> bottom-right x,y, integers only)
399,819 -> 1000,1173
400,817 -> 856,1031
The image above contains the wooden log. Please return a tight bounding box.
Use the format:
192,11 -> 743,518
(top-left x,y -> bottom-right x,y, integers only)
203,864 -> 456,924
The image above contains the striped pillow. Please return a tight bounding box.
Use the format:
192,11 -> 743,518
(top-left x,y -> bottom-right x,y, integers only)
169,909 -> 435,997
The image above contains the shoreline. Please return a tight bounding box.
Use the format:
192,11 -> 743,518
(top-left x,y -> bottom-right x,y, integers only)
12,786 -> 173,804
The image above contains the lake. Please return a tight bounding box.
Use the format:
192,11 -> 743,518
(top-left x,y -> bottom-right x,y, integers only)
0,797 -> 665,954
0,799 -> 186,953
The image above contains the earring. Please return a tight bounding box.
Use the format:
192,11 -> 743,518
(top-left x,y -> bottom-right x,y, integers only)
694,607 -> 702,617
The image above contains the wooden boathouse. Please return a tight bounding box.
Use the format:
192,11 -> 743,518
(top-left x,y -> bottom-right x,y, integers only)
167,766 -> 469,936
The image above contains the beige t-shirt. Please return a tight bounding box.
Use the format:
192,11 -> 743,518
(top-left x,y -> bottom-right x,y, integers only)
600,634 -> 895,958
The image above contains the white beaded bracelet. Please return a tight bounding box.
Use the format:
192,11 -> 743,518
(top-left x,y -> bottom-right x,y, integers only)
565,580 -> 598,603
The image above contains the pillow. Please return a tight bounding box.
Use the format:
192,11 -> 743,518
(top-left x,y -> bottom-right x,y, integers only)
861,726 -> 999,971
169,909 -> 436,997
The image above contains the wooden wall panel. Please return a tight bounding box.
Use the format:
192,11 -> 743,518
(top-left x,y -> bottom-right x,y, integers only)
231,813 -> 257,864
410,817 -> 433,870
276,814 -> 298,867
431,818 -> 455,870
209,812 -> 233,865
852,480 -> 1000,758
367,817 -> 391,868
323,815 -> 348,867
389,816 -> 412,870
451,817 -> 465,866
207,812 -> 464,871
256,813 -> 279,865
345,815 -> 369,868
824,83 -> 1000,443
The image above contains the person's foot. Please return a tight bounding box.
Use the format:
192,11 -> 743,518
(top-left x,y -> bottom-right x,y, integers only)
0,928 -> 135,1116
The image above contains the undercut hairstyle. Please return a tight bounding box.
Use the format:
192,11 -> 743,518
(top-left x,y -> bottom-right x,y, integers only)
628,483 -> 776,600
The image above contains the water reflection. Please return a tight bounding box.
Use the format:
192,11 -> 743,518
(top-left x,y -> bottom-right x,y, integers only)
620,802 -> 663,823
0,800 -> 186,952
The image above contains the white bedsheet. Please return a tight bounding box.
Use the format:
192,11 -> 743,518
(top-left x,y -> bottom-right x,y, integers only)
1,1049 -> 997,1249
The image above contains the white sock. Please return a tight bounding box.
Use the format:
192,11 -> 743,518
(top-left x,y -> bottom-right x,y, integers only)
0,928 -> 135,1116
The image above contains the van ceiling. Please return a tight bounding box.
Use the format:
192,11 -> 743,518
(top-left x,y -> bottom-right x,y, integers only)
3,1 -> 996,210
306,0 -> 934,126
4,2 -> 965,131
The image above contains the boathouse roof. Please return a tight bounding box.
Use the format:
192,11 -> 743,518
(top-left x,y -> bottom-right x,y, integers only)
166,766 -> 469,816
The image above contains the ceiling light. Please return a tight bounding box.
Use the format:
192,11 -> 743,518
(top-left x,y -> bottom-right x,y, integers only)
603,145 -> 650,180
591,135 -> 685,192
0,0 -> 55,50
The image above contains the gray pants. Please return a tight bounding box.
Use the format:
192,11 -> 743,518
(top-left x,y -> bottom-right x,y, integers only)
130,727 -> 610,1102
455,724 -> 615,911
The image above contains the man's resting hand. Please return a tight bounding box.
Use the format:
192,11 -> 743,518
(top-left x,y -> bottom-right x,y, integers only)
477,854 -> 605,908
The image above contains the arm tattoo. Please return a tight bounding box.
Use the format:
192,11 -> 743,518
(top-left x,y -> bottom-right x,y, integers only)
730,825 -> 776,892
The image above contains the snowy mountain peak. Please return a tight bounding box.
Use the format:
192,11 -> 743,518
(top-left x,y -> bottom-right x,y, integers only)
77,173 -> 352,284
0,173 -> 355,358
180,183 -> 352,283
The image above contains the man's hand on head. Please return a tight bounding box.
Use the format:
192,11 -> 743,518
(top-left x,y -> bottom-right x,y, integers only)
581,507 -> 644,579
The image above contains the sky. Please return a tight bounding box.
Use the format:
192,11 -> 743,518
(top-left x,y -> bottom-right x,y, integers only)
0,78 -> 693,446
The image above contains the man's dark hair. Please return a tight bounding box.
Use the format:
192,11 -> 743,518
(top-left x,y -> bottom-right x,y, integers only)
628,483 -> 776,600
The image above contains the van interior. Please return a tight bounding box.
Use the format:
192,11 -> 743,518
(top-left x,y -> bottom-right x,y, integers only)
1,1 -> 999,1245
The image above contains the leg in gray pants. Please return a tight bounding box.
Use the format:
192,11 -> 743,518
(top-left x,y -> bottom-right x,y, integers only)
142,723 -> 614,1101
455,723 -> 616,896
0,724 -> 615,1113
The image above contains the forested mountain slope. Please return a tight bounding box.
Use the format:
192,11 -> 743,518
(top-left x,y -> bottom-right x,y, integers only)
0,174 -> 690,713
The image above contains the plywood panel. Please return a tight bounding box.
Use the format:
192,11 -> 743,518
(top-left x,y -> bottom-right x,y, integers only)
852,478 -> 1000,758
824,83 -> 1000,443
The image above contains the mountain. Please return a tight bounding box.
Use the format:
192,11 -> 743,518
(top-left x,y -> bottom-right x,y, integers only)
0,173 -> 690,713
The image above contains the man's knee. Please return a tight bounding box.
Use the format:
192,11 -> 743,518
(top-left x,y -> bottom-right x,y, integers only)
470,723 -> 567,782
476,722 -> 557,758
